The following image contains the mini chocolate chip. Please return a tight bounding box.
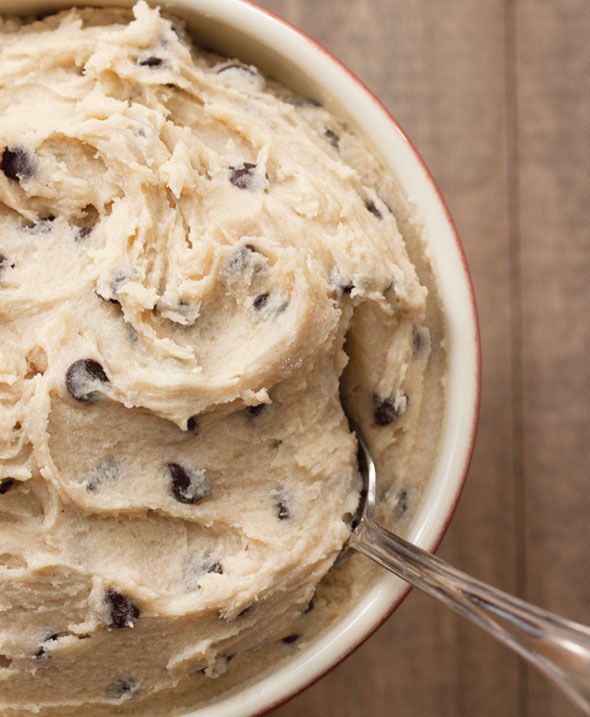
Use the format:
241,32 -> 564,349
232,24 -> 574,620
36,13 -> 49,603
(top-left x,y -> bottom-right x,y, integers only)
324,128 -> 340,148
167,463 -> 210,504
104,588 -> 140,629
372,393 -> 408,426
394,489 -> 409,519
65,359 -> 109,402
0,478 -> 15,495
373,398 -> 398,426
105,677 -> 138,699
33,647 -> 48,662
282,634 -> 299,644
229,162 -> 257,190
77,226 -> 92,240
217,63 -> 256,76
365,200 -> 383,220
208,562 -> 223,575
187,415 -> 199,433
1,147 -> 33,181
33,633 -> 59,662
303,599 -> 314,614
247,404 -> 265,418
276,500 -> 290,520
253,292 -> 269,310
340,282 -> 354,295
139,56 -> 162,67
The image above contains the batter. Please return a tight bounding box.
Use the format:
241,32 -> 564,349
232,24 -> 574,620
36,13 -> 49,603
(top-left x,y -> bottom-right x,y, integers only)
0,3 -> 443,713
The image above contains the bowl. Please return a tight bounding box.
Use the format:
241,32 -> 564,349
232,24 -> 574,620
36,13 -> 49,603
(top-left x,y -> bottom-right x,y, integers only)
0,0 -> 481,714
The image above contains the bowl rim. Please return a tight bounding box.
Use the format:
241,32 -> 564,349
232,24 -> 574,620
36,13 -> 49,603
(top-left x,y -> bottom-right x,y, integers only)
0,0 -> 481,713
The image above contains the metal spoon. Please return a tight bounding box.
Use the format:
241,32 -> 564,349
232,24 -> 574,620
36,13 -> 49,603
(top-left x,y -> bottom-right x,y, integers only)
343,420 -> 590,714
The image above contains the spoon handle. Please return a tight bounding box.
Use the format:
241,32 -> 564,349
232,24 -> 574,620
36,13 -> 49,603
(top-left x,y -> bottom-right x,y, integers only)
351,517 -> 590,714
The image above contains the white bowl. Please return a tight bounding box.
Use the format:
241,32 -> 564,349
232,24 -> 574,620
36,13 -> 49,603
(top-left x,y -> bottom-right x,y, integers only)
0,0 -> 481,713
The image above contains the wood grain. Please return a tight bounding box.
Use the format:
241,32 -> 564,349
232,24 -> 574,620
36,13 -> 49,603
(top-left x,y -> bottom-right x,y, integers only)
515,1 -> 590,714
249,1 -> 590,715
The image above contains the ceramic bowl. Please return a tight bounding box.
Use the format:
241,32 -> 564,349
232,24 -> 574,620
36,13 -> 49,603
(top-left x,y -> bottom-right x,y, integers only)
0,0 -> 481,713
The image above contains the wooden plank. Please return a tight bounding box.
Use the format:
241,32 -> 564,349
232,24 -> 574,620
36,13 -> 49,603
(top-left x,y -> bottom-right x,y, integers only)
257,1 -> 521,715
514,1 -> 590,714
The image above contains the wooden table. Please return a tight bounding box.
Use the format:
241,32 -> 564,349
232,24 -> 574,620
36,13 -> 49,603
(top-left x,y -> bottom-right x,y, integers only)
256,2 -> 590,715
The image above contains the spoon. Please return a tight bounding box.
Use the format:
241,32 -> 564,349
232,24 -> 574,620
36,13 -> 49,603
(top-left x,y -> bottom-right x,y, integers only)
342,419 -> 590,714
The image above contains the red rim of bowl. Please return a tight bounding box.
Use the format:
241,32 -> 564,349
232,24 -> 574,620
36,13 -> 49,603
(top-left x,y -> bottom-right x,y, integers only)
232,1 -> 482,714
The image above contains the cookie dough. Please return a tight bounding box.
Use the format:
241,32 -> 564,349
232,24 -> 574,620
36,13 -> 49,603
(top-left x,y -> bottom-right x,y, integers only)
0,3 -> 442,714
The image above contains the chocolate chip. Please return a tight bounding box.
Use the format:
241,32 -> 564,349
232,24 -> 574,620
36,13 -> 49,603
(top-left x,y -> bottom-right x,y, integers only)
0,478 -> 15,495
139,56 -> 162,67
217,63 -> 256,76
207,562 -> 223,575
229,162 -> 257,190
373,393 -> 408,426
65,359 -> 109,402
104,588 -> 140,629
105,677 -> 138,699
187,415 -> 199,434
276,500 -> 290,520
33,633 -> 58,662
324,128 -> 340,148
33,647 -> 48,662
167,463 -> 210,504
253,292 -> 269,310
365,200 -> 383,220
394,489 -> 408,520
247,404 -> 265,418
282,634 -> 299,644
1,147 -> 33,182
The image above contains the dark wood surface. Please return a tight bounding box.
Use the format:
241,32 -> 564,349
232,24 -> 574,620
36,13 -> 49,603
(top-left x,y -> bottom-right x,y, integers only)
253,1 -> 590,715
